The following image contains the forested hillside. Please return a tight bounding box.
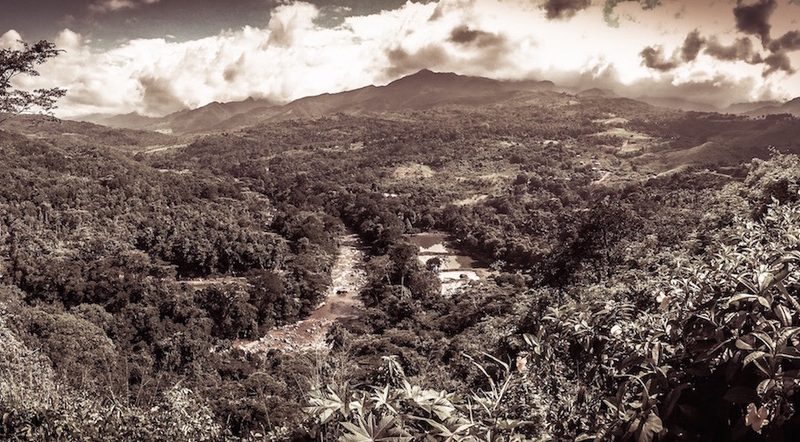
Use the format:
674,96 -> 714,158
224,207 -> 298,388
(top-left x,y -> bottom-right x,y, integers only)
1,92 -> 800,440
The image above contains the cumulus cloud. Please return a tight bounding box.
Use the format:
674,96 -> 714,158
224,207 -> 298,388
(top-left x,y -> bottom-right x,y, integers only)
265,2 -> 319,47
541,0 -> 591,20
89,0 -> 160,13
428,0 -> 476,21
18,1 -> 448,116
0,30 -> 24,49
733,0 -> 777,46
10,0 -> 799,117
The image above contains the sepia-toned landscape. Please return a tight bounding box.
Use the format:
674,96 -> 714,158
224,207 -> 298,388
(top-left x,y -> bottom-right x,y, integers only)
3,0 -> 800,440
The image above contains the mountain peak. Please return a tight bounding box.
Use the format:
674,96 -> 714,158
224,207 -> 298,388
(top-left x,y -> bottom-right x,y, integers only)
388,69 -> 462,86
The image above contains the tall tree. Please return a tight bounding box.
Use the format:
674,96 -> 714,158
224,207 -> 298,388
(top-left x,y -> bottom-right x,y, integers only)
0,40 -> 66,124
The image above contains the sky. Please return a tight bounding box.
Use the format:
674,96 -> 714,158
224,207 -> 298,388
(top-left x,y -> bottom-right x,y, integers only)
2,0 -> 800,117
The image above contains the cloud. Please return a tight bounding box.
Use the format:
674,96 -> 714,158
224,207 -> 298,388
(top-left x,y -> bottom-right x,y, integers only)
733,0 -> 776,46
55,29 -> 83,51
768,30 -> 800,52
89,0 -> 160,13
428,0 -> 476,21
10,0 -> 798,117
541,0 -> 591,20
603,0 -> 662,27
641,28 -> 794,78
137,75 -> 186,114
19,1 -> 447,116
640,1 -> 799,79
448,25 -> 505,48
560,63 -> 777,108
0,30 -> 24,50
385,28 -> 510,79
639,46 -> 678,71
265,2 -> 319,47
705,37 -> 760,63
763,51 -> 795,75
385,44 -> 451,77
680,29 -> 705,62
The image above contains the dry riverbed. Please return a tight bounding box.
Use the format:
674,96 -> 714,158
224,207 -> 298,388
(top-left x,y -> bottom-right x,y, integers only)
236,234 -> 367,353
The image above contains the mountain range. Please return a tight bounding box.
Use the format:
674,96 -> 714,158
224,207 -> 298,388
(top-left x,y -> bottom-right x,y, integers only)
74,70 -> 557,134
743,98 -> 800,118
72,69 -> 799,135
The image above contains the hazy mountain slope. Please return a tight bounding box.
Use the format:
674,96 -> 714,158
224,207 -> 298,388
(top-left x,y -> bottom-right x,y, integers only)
165,98 -> 278,133
578,88 -> 615,98
724,101 -> 783,114
0,114 -> 176,148
81,112 -> 163,130
636,96 -> 719,113
78,70 -> 556,134
73,97 -> 277,134
628,113 -> 800,168
210,69 -> 557,131
746,97 -> 800,117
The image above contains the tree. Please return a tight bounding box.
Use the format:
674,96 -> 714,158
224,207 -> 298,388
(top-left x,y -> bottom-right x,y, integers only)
1,40 -> 66,124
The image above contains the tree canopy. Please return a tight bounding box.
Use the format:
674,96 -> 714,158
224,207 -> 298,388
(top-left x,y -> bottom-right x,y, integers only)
0,40 -> 65,123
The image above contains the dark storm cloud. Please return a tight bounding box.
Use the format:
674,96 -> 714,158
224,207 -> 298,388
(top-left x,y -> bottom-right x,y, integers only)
384,45 -> 450,78
763,51 -> 795,75
733,0 -> 777,46
539,0 -> 663,24
448,25 -> 506,48
639,46 -> 678,71
541,0 -> 591,20
643,24 -> 794,77
138,75 -> 185,115
705,37 -> 760,63
638,0 -> 797,77
768,31 -> 800,52
680,29 -> 705,62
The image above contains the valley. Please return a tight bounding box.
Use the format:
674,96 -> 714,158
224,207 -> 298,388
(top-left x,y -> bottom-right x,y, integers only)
2,69 -> 800,441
